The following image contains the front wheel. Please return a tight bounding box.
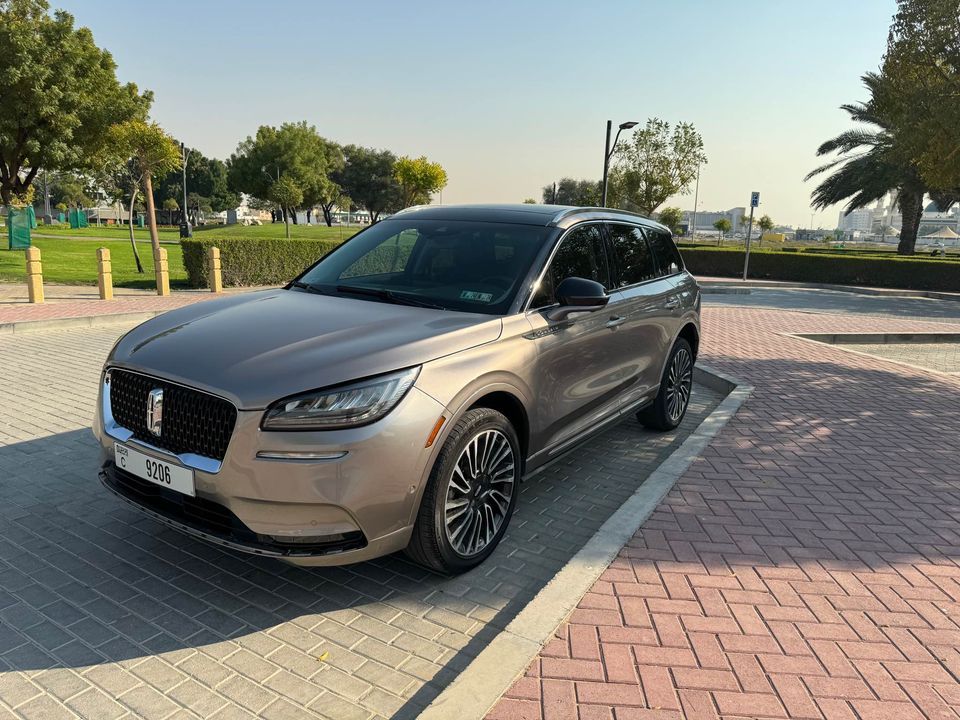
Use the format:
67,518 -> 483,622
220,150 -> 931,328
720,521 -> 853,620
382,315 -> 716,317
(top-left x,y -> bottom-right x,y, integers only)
405,408 -> 520,574
637,338 -> 694,431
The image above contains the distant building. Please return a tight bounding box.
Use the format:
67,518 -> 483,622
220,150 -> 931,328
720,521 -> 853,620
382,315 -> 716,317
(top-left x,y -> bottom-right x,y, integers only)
837,207 -> 874,232
682,206 -> 747,234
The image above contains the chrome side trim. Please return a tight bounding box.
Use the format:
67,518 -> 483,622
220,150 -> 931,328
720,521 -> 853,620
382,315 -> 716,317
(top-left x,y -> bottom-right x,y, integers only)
101,377 -> 223,474
256,451 -> 349,462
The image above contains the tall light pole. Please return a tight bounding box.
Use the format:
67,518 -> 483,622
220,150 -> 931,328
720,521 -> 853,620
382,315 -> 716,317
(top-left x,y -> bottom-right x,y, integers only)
691,163 -> 701,238
179,142 -> 192,238
601,120 -> 638,207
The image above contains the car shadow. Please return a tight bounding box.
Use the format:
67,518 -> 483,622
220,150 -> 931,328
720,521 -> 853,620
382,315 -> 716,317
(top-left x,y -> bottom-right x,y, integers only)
0,385 -> 720,718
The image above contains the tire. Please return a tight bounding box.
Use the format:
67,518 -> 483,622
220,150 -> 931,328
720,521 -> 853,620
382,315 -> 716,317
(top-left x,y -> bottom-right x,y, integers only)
637,338 -> 694,432
406,408 -> 520,574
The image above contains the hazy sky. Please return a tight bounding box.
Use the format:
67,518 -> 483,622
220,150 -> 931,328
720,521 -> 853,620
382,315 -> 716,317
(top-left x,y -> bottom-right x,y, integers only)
56,0 -> 895,228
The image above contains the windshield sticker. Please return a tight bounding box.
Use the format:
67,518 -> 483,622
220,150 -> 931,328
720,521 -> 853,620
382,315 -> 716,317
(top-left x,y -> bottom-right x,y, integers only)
460,290 -> 493,303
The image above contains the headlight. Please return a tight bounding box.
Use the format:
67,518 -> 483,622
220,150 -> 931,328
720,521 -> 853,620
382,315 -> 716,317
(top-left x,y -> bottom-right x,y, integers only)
262,367 -> 420,430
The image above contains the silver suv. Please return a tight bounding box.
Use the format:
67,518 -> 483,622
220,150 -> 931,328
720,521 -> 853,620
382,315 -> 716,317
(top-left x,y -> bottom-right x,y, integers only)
95,205 -> 700,574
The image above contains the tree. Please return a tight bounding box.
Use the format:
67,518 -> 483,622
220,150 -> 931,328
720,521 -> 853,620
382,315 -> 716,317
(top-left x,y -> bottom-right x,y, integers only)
105,120 -> 181,271
607,118 -> 707,216
161,197 -> 179,224
0,0 -> 149,205
882,0 -> 960,192
756,215 -> 774,246
337,146 -> 401,223
46,171 -> 93,208
522,198 -> 537,204
806,72 -> 927,255
158,150 -> 238,224
269,176 -> 302,239
541,178 -> 600,206
394,156 -> 448,208
228,122 -> 340,225
657,207 -> 684,235
713,218 -> 731,244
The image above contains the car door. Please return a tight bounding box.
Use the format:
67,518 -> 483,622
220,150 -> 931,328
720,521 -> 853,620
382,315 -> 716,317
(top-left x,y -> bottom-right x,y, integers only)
603,222 -> 675,411
643,225 -> 688,379
525,223 -> 625,456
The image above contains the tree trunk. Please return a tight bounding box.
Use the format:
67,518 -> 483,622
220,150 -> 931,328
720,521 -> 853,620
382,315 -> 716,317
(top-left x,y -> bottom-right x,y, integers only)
897,189 -> 924,255
291,207 -> 299,225
321,203 -> 334,226
143,174 -> 162,265
128,189 -> 144,274
284,216 -> 290,239
306,208 -> 313,224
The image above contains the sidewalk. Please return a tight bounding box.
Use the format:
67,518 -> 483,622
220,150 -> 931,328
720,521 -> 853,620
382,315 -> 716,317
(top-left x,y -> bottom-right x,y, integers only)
0,283 -> 256,327
488,306 -> 960,720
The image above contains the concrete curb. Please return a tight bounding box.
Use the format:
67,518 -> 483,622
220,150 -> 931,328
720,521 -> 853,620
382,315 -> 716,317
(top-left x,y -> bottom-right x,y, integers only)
699,279 -> 960,301
0,311 -> 163,335
795,331 -> 960,345
420,364 -> 753,720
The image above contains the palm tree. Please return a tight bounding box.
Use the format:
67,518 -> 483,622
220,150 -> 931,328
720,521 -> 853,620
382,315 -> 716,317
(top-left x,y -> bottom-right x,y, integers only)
806,73 -> 926,255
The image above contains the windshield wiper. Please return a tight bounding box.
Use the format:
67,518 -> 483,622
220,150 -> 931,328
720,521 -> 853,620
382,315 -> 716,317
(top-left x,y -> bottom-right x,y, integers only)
335,285 -> 444,310
289,280 -> 326,295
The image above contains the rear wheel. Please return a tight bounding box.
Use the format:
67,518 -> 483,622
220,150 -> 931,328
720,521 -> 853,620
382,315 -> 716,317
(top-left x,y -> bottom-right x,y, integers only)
637,338 -> 694,431
406,408 -> 520,574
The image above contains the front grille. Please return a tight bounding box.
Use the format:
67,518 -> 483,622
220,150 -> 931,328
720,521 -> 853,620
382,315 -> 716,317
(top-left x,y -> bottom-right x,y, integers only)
109,369 -> 237,461
102,464 -> 367,557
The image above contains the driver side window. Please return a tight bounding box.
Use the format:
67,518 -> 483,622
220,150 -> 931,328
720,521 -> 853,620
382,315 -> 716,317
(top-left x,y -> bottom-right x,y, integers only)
530,225 -> 609,308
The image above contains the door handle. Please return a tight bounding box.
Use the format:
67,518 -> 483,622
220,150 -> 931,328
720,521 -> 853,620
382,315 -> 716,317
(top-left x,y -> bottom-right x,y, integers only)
664,297 -> 680,309
605,316 -> 626,329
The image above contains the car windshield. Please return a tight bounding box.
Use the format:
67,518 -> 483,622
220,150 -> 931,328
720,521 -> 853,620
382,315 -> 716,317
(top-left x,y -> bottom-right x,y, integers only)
295,218 -> 548,314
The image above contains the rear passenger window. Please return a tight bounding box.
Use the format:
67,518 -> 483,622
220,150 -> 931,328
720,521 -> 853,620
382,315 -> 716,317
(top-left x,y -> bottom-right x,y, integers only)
607,224 -> 657,286
646,229 -> 684,276
531,224 -> 609,308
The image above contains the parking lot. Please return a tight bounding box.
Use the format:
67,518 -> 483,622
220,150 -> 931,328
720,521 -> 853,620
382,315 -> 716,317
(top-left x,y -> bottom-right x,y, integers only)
0,322 -> 719,720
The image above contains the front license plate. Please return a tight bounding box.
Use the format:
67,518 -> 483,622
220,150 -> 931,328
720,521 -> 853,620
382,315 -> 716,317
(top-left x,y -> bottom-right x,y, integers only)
114,443 -> 195,497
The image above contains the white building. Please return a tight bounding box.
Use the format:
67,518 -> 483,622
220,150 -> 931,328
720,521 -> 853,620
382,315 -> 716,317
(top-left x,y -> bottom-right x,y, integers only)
838,207 -> 874,232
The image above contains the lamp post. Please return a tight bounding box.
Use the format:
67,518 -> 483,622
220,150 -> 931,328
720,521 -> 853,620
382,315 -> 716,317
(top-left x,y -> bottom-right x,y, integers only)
691,163 -> 701,238
179,142 -> 192,238
601,120 -> 638,208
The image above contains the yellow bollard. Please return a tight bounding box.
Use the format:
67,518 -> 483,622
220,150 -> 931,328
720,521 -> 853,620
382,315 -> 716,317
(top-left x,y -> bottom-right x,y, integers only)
155,247 -> 170,297
25,246 -> 44,304
207,246 -> 223,293
97,247 -> 114,301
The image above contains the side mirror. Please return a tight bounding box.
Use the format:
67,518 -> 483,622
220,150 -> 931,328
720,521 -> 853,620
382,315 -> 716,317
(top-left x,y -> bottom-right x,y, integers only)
545,277 -> 610,321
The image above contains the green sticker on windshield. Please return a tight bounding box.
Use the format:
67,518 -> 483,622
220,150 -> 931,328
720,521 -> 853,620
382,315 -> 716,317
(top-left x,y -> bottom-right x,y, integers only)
460,290 -> 493,303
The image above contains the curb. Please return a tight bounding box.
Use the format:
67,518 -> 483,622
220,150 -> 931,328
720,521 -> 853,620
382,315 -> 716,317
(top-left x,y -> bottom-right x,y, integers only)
699,279 -> 960,301
0,311 -> 164,335
420,364 -> 753,720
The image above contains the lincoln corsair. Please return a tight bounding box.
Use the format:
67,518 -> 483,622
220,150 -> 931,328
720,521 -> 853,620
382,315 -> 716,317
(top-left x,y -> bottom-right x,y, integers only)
95,204 -> 700,574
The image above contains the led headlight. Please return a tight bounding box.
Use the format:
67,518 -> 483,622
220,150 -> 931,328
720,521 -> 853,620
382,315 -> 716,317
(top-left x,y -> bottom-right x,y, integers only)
262,367 -> 420,430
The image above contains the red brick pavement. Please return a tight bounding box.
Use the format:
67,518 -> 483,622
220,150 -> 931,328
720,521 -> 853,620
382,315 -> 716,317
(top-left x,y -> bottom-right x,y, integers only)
0,289 -> 217,325
488,307 -> 960,720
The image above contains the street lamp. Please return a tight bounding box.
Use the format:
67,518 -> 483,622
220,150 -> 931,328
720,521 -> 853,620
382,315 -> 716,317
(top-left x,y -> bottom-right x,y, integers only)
179,142 -> 192,238
601,120 -> 638,208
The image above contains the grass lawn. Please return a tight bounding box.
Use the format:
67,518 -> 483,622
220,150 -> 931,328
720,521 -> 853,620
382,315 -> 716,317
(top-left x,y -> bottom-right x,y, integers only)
0,238 -> 188,288
27,221 -> 362,243
193,223 -> 361,242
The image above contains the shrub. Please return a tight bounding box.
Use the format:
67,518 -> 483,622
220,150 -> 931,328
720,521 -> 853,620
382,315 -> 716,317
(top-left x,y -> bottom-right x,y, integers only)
181,237 -> 341,287
680,247 -> 960,291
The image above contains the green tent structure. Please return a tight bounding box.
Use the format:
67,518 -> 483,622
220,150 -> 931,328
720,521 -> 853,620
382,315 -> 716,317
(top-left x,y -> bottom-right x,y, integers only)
7,207 -> 31,249
68,207 -> 89,229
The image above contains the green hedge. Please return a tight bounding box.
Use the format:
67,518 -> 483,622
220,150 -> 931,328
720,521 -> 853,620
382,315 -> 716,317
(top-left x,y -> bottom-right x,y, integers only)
181,237 -> 341,287
680,247 -> 960,291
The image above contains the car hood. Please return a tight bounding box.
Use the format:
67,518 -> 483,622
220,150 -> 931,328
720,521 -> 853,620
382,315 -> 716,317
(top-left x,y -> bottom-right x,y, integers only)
108,289 -> 502,409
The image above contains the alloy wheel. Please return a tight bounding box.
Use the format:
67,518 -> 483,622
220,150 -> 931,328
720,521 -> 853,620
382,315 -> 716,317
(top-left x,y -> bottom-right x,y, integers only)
443,429 -> 516,557
666,347 -> 693,423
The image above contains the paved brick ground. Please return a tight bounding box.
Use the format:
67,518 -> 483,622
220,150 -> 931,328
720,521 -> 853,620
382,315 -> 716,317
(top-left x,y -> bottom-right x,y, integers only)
0,323 -> 718,719
489,307 -> 960,720
0,285 -> 209,326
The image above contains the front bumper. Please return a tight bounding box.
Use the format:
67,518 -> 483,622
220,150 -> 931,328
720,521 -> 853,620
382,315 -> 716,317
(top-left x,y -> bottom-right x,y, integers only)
95,375 -> 447,566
